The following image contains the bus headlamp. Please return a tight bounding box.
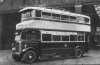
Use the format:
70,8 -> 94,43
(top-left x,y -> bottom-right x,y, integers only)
12,47 -> 16,51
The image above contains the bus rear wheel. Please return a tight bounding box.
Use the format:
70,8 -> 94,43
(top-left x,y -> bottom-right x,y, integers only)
22,50 -> 37,63
74,48 -> 83,58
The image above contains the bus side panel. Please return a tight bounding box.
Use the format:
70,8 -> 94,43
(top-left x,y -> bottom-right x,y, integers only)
40,42 -> 88,55
40,42 -> 74,55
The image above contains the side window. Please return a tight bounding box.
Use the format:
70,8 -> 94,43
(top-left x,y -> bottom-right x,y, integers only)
78,33 -> 84,41
62,36 -> 69,41
42,34 -> 51,41
52,14 -> 60,20
42,12 -> 51,19
61,15 -> 69,20
78,36 -> 84,41
21,31 -> 34,40
70,35 -> 77,41
77,16 -> 84,23
25,12 -> 32,18
70,16 -> 76,21
53,35 -> 61,41
36,10 -> 41,17
84,17 -> 89,24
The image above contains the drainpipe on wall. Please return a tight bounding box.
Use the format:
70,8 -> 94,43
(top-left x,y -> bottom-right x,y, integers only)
75,0 -> 82,14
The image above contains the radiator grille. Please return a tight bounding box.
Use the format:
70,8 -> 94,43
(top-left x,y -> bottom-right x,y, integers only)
15,42 -> 19,52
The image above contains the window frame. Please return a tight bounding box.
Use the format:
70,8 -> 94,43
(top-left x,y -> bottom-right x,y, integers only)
21,9 -> 33,21
53,35 -> 61,41
70,35 -> 77,41
61,15 -> 69,21
41,31 -> 86,42
42,34 -> 52,41
62,35 -> 70,41
70,16 -> 77,22
52,13 -> 60,20
21,30 -> 40,41
41,11 -> 52,19
84,17 -> 90,24
35,10 -> 42,18
77,33 -> 85,42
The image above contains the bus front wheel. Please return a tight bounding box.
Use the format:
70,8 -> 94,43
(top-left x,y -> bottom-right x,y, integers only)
22,50 -> 38,63
74,48 -> 83,58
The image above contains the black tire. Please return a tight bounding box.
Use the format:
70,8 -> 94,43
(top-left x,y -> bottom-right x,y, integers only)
74,48 -> 83,58
22,50 -> 37,63
12,53 -> 22,61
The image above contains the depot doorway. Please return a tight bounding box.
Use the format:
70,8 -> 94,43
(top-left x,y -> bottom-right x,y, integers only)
1,12 -> 21,50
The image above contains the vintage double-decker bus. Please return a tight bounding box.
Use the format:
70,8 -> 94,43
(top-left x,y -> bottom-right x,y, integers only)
12,7 -> 91,63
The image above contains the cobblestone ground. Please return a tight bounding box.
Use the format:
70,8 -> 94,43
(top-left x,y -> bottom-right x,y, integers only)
0,48 -> 100,65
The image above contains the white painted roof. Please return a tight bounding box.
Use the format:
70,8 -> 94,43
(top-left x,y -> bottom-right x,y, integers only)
19,7 -> 90,18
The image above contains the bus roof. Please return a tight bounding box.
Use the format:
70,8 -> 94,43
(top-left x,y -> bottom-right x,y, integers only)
19,7 -> 90,18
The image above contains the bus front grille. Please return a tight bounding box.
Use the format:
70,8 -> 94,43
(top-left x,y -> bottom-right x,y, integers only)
15,42 -> 19,52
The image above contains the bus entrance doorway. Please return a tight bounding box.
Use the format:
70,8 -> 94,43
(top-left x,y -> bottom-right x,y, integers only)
1,12 -> 20,50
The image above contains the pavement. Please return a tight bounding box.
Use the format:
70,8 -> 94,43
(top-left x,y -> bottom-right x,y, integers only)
0,46 -> 100,65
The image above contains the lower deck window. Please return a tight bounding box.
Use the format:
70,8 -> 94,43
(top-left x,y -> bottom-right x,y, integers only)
70,35 -> 77,41
78,36 -> 84,41
53,35 -> 61,41
78,33 -> 84,41
41,32 -> 86,42
42,34 -> 51,41
62,36 -> 69,41
21,31 -> 40,40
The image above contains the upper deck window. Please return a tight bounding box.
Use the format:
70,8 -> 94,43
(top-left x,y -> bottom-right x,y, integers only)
21,9 -> 33,20
78,16 -> 85,23
42,12 -> 51,19
52,14 -> 60,20
77,16 -> 90,24
61,15 -> 69,21
70,16 -> 76,21
84,17 -> 89,23
36,10 -> 41,17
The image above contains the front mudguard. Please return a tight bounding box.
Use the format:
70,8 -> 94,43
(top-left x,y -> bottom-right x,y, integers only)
22,47 -> 38,55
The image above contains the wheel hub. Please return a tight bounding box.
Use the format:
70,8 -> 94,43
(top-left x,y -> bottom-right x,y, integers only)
29,55 -> 32,59
28,54 -> 33,59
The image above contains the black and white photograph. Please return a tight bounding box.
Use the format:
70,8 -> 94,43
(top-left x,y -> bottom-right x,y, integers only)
0,0 -> 100,65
